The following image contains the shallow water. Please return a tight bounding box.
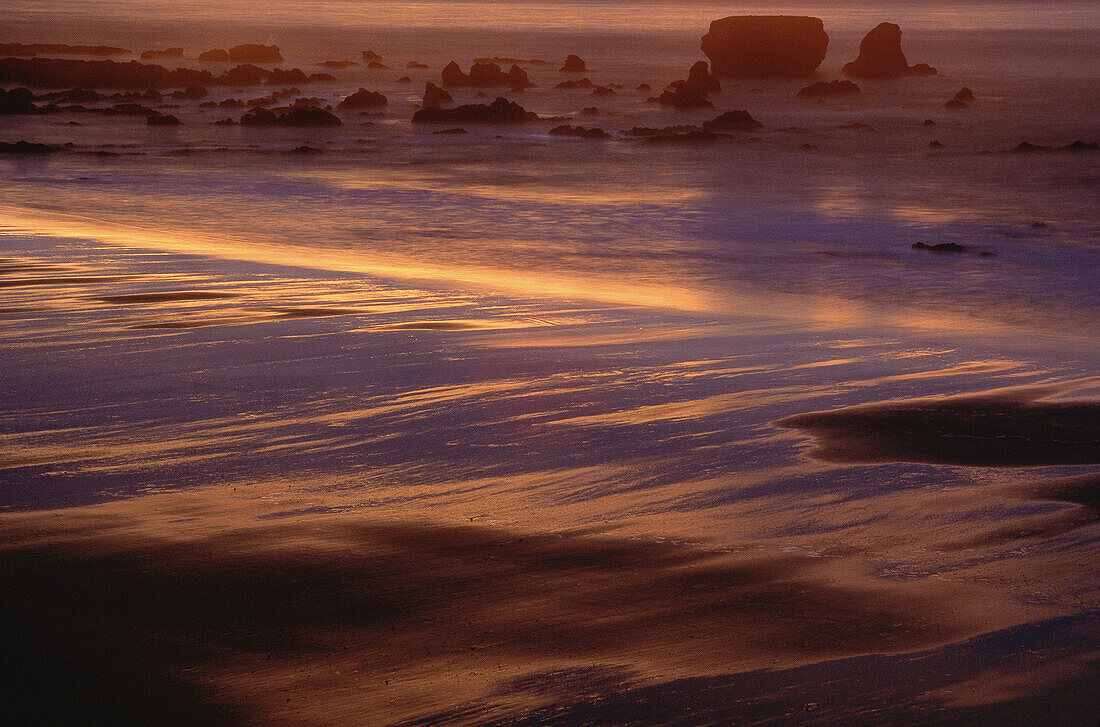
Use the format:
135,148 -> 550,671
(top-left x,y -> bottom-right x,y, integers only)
1,1 -> 1098,725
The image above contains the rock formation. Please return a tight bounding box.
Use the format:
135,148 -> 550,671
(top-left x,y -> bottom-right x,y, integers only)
685,61 -> 721,95
227,44 -> 283,63
554,78 -> 594,90
197,49 -> 230,62
319,60 -> 358,69
440,62 -> 533,89
146,113 -> 181,125
559,55 -> 587,72
0,87 -> 38,114
411,97 -> 537,124
842,23 -> 936,78
336,88 -> 387,109
655,82 -> 713,109
422,82 -> 453,107
240,106 -> 341,127
0,43 -> 128,57
702,110 -> 762,131
362,51 -> 383,62
701,16 -> 828,77
407,61 -> 429,69
797,80 -> 860,97
0,57 -> 331,89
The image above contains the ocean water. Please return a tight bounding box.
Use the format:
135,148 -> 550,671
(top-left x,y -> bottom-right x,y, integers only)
1,2 -> 1098,725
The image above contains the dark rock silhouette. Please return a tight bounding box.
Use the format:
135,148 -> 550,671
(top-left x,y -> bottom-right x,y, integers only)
646,130 -> 719,144
0,43 -> 128,57
213,117 -> 236,126
0,57 -> 330,89
0,140 -> 69,154
702,109 -> 762,131
1010,140 -> 1099,153
580,106 -> 599,115
362,51 -> 383,62
422,82 -> 453,108
227,44 -> 283,63
197,49 -> 230,62
930,140 -> 944,148
336,88 -> 387,109
475,57 -> 550,66
636,83 -> 652,91
554,78 -> 595,90
560,55 -> 587,73
953,87 -> 975,102
685,61 -> 721,95
701,16 -> 828,77
655,82 -> 713,109
590,86 -> 615,97
366,61 -> 388,69
396,76 -> 412,83
407,61 -> 429,69
622,125 -> 704,137
440,62 -> 532,89
319,60 -> 358,69
241,106 -> 340,127
798,80 -> 860,97
140,48 -> 184,61
411,97 -> 537,124
549,125 -> 609,139
912,242 -> 965,253
146,113 -> 181,126
944,98 -> 967,109
842,23 -> 936,78
923,118 -> 936,126
0,87 -> 38,115
112,103 -> 157,116
171,85 -> 207,100
432,128 -> 466,134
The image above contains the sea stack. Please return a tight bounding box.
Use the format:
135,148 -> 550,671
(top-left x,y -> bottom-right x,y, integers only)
701,16 -> 829,77
842,23 -> 937,78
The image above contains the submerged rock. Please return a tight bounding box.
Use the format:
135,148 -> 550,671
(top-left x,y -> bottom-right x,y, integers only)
560,54 -> 587,72
702,109 -> 762,131
912,242 -> 965,253
411,97 -> 537,123
798,80 -> 860,97
337,88 -> 387,109
549,124 -> 609,139
146,113 -> 181,126
842,23 -> 936,78
701,16 -> 829,77
407,61 -> 429,69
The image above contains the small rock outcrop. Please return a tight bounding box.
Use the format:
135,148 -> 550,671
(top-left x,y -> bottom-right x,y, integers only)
842,23 -> 936,78
440,61 -> 532,89
423,82 -> 453,107
954,87 -> 975,102
0,87 -> 38,114
407,61 -> 429,69
554,78 -> 594,90
336,88 -> 387,109
147,113 -> 181,126
701,16 -> 829,77
0,140 -> 68,154
228,44 -> 284,63
197,49 -> 231,62
411,97 -> 537,124
702,109 -> 762,131
560,54 -> 587,72
655,82 -> 713,109
241,106 -> 341,127
549,125 -> 609,139
798,80 -> 860,97
362,51 -> 383,62
685,61 -> 721,95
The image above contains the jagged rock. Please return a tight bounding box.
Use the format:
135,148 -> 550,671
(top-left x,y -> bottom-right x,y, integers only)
171,85 -> 207,100
337,88 -> 387,109
228,44 -> 283,63
798,80 -> 860,97
702,109 -> 761,131
241,105 -> 340,127
213,117 -> 236,126
560,55 -> 586,72
685,61 -> 721,95
362,51 -> 383,62
367,61 -> 388,69
842,23 -> 936,78
411,97 -> 537,124
440,62 -> 532,88
655,81 -> 713,109
549,124 -> 609,138
423,82 -> 453,108
590,86 -> 615,97
945,98 -> 967,109
441,61 -> 467,87
198,49 -> 230,62
953,87 -> 975,102
701,16 -> 828,77
0,87 -> 38,114
141,48 -> 184,60
147,113 -> 181,125
554,78 -> 594,90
